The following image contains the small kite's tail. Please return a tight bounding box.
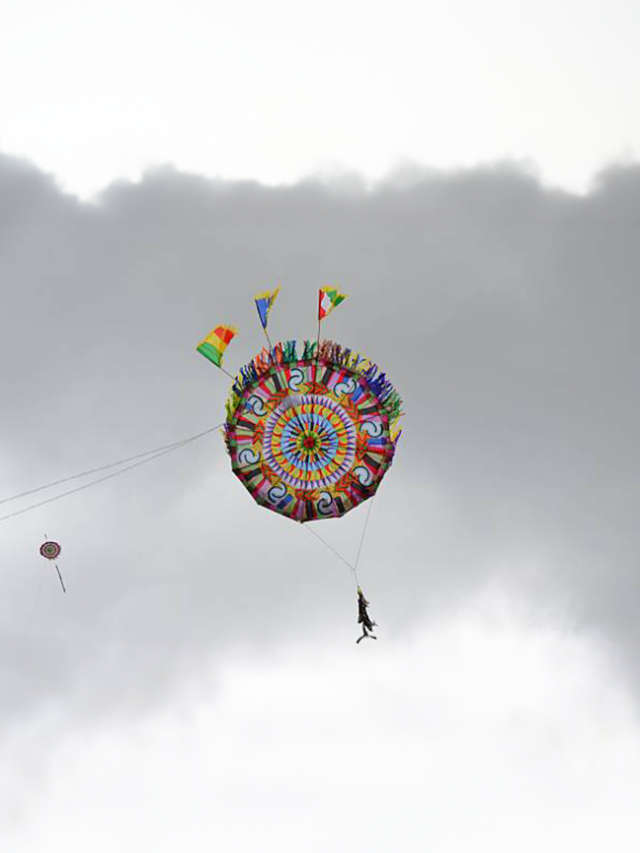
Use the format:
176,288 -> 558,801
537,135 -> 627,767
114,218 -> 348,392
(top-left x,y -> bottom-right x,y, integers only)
54,563 -> 66,593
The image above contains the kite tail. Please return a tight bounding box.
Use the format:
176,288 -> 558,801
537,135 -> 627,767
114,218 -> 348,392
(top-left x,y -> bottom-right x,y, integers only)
55,563 -> 66,593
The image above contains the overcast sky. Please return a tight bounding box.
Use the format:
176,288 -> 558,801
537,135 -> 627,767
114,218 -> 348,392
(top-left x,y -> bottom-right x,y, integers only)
3,4 -> 640,851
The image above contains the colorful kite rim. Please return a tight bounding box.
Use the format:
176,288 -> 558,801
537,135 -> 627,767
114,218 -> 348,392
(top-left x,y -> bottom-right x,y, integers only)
40,541 -> 61,560
224,339 -> 403,522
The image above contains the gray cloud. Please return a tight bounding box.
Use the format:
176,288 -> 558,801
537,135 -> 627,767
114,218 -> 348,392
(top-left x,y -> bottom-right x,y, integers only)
2,153 -> 640,732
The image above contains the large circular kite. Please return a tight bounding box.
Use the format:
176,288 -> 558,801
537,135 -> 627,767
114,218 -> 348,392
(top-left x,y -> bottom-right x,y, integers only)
224,339 -> 402,522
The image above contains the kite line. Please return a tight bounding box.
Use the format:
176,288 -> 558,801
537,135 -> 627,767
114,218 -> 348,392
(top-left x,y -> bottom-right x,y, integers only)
0,425 -> 223,507
305,523 -> 361,587
304,496 -> 377,589
354,495 -> 374,572
0,423 -> 224,524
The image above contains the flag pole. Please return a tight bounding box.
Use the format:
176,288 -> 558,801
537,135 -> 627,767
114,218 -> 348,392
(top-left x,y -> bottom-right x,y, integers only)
256,293 -> 306,433
261,317 -> 289,408
305,299 -> 323,498
312,288 -> 324,401
260,321 -> 274,353
311,313 -> 322,422
314,315 -> 321,390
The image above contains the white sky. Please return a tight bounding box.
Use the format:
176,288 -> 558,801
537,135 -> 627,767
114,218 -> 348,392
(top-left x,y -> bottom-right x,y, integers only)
6,592 -> 640,852
2,0 -> 639,198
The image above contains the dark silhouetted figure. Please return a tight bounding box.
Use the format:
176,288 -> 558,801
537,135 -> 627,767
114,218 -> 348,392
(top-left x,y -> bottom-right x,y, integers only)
356,586 -> 377,643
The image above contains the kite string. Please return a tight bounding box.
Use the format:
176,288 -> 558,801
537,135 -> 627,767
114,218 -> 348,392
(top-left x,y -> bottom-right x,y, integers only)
305,524 -> 360,586
304,496 -> 376,589
0,425 -> 223,508
304,524 -> 361,587
0,423 -> 225,524
354,496 -> 374,573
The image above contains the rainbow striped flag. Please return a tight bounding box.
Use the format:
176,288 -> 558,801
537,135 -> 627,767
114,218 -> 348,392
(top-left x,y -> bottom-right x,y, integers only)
197,325 -> 238,367
254,288 -> 280,330
318,286 -> 347,320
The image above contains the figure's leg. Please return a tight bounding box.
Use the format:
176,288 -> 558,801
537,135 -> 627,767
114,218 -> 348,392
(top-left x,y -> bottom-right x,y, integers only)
356,624 -> 378,643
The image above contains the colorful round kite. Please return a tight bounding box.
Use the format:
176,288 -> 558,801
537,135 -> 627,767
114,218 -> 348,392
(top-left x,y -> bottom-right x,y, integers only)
39,540 -> 61,560
224,339 -> 402,521
39,539 -> 66,592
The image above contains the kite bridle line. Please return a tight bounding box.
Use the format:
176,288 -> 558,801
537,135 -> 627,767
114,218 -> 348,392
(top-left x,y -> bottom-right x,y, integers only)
354,494 -> 374,574
304,522 -> 361,589
0,425 -> 223,509
304,493 -> 376,591
0,424 -> 225,525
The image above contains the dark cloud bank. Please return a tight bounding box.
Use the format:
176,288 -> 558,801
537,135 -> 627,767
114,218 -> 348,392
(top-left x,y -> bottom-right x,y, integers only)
2,153 -> 640,729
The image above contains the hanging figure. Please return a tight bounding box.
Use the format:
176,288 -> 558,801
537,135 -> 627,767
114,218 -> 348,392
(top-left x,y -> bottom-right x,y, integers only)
356,586 -> 377,643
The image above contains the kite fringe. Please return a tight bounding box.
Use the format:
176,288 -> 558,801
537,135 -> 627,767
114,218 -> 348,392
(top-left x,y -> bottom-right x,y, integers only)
225,339 -> 404,425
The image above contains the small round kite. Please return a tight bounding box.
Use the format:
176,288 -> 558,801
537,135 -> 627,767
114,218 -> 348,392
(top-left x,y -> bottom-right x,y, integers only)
39,539 -> 66,592
39,540 -> 61,560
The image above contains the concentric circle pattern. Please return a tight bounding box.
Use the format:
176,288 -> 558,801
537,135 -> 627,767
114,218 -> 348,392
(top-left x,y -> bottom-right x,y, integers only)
40,541 -> 61,560
263,395 -> 356,489
225,341 -> 400,522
